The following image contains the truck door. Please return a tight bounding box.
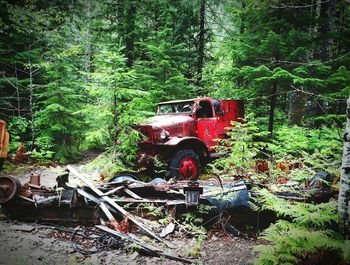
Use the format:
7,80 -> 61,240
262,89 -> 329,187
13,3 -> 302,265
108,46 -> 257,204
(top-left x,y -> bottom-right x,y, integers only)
196,101 -> 218,151
215,100 -> 245,140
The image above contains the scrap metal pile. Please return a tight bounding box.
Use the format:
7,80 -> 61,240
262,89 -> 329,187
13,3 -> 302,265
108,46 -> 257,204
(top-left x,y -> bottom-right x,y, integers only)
0,166 -> 250,263
0,166 -> 337,263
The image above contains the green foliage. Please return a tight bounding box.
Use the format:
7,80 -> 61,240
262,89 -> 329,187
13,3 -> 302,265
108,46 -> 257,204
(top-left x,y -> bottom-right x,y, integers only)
181,211 -> 207,258
136,203 -> 165,219
269,125 -> 343,175
211,116 -> 269,175
256,189 -> 338,228
7,116 -> 29,152
84,152 -> 130,177
35,40 -> 86,163
180,204 -> 214,258
253,189 -> 349,265
26,136 -> 55,161
83,44 -> 150,167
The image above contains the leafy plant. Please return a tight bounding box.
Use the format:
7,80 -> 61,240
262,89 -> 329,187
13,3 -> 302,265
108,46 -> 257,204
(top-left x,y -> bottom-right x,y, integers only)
269,125 -> 343,175
180,204 -> 216,258
7,116 -> 29,152
84,151 -> 130,178
135,203 -> 165,219
253,189 -> 349,265
210,115 -> 269,176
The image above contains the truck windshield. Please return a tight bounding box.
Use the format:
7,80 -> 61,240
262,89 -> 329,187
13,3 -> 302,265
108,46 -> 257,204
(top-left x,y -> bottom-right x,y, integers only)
158,102 -> 194,114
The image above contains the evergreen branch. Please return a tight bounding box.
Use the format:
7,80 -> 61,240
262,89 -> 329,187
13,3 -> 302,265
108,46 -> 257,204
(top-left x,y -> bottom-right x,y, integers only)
258,50 -> 350,67
291,85 -> 347,102
270,0 -> 330,9
0,62 -> 31,75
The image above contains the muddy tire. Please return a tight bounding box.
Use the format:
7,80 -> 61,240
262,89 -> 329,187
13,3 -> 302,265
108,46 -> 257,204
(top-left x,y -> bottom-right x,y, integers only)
167,150 -> 200,180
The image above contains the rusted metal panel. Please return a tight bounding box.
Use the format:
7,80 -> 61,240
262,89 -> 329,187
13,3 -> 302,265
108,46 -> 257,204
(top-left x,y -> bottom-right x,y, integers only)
197,118 -> 219,151
29,174 -> 41,186
0,120 -> 9,158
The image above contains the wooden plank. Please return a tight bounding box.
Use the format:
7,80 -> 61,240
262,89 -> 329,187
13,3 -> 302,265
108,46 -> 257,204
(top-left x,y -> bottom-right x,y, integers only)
124,188 -> 143,200
77,188 -> 119,215
99,202 -> 116,221
68,165 -> 171,247
67,166 -> 103,196
112,198 -> 186,205
103,186 -> 123,196
202,185 -> 246,197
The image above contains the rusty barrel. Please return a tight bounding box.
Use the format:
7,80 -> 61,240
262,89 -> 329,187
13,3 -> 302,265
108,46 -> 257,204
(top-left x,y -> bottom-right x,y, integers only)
0,176 -> 22,204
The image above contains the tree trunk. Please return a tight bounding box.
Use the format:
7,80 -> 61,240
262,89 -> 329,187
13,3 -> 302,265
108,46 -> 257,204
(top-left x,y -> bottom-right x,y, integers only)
196,0 -> 206,87
268,82 -> 277,135
288,89 -> 307,126
86,0 -> 94,77
338,94 -> 350,239
113,90 -> 118,145
125,1 -> 136,68
336,0 -> 346,56
14,64 -> 21,117
28,54 -> 35,150
318,0 -> 337,60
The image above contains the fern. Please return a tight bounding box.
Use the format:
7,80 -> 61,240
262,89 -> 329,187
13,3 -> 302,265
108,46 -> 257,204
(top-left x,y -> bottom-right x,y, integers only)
255,188 -> 338,228
253,189 -> 349,265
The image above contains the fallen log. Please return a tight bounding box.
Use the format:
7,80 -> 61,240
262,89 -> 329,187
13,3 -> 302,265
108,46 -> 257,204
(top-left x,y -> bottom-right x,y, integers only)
67,165 -> 172,247
96,225 -> 194,264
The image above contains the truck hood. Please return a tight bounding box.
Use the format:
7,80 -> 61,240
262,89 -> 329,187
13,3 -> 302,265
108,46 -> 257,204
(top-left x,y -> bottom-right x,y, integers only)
147,115 -> 194,128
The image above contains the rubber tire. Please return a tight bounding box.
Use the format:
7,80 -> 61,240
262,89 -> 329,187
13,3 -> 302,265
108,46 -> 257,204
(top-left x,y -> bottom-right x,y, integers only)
0,158 -> 4,171
167,149 -> 201,180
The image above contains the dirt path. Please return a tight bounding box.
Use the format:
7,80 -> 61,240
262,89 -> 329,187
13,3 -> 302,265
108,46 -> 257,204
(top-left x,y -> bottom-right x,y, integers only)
0,161 -> 259,265
0,221 -> 258,265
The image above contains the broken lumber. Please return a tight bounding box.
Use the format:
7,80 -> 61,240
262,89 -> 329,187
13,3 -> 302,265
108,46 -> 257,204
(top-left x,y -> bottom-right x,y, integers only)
124,188 -> 143,200
96,225 -> 193,264
103,186 -> 123,196
67,165 -> 171,247
202,184 -> 246,197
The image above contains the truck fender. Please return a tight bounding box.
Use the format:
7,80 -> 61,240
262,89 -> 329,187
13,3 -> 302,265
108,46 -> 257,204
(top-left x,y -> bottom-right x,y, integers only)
163,137 -> 210,161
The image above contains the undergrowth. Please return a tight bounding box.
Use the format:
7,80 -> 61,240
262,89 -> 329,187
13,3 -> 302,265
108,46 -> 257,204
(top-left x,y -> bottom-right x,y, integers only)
180,204 -> 214,258
253,189 -> 350,265
210,116 -> 343,178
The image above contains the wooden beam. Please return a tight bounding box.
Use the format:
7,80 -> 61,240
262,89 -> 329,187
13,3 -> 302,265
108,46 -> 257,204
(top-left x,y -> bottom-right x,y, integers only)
67,165 -> 172,247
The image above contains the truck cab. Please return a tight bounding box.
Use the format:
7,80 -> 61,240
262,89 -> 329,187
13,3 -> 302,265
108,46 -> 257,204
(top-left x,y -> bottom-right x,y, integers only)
136,97 -> 244,180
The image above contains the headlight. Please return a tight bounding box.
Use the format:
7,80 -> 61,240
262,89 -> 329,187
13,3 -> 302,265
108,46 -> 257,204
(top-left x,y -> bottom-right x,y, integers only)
160,129 -> 169,139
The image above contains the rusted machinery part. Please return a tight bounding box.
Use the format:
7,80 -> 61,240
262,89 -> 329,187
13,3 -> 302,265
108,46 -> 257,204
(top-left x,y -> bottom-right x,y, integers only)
0,176 -> 22,204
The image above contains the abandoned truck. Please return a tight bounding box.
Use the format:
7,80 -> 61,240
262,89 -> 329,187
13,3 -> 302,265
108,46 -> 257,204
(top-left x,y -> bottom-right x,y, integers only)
136,97 -> 244,180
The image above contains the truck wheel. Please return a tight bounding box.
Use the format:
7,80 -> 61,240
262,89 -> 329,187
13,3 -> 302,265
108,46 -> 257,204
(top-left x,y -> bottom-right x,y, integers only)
168,150 -> 200,180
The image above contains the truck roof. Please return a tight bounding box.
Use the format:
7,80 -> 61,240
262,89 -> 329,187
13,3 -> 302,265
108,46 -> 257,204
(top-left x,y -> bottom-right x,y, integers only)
158,97 -> 213,105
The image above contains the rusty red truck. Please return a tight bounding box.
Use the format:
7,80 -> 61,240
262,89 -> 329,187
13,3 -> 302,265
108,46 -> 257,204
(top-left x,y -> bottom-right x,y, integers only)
136,97 -> 244,180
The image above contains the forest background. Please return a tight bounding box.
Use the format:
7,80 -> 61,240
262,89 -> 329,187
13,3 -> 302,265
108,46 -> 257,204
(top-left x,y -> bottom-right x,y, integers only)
0,0 -> 349,175
1,1 -> 350,264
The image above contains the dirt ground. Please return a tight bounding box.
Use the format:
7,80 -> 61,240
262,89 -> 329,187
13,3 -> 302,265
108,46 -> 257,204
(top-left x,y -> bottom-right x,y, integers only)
0,161 -> 260,265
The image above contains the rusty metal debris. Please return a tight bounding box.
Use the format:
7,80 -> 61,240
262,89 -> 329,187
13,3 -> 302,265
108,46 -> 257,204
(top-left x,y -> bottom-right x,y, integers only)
183,181 -> 203,206
67,165 -> 172,247
0,165 -> 338,263
0,175 -> 21,203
